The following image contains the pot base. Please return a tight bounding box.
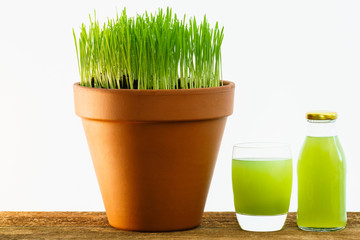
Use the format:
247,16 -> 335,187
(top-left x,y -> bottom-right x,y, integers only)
108,221 -> 201,232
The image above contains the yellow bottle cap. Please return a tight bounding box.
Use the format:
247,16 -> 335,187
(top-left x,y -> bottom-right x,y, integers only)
306,111 -> 337,120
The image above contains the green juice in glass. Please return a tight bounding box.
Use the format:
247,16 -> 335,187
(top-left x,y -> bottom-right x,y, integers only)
232,158 -> 292,216
297,136 -> 346,229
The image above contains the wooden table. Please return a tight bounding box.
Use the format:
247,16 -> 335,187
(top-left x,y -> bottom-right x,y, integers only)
0,212 -> 358,239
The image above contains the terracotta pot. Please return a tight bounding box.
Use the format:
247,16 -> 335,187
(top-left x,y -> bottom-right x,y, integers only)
73,81 -> 235,231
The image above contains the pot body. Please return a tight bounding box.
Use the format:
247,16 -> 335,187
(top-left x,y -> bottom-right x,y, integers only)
74,82 -> 235,231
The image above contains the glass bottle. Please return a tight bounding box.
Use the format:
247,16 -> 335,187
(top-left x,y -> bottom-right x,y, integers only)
297,111 -> 346,231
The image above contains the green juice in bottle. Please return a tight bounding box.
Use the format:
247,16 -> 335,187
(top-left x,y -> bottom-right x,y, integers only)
297,111 -> 346,231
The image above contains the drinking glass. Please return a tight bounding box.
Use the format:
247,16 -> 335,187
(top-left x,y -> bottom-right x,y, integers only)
232,142 -> 293,232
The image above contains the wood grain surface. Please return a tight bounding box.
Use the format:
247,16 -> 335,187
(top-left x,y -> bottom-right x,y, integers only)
0,212 -> 358,239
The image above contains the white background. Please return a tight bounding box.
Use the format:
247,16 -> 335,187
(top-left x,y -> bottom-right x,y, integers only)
0,0 -> 359,212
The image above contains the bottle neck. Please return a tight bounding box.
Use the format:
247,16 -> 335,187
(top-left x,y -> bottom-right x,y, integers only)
306,120 -> 337,137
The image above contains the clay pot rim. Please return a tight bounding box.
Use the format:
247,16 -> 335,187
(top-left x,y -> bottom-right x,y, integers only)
73,81 -> 234,96
74,80 -> 235,121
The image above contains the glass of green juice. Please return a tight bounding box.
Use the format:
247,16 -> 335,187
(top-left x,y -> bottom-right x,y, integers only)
232,143 -> 293,232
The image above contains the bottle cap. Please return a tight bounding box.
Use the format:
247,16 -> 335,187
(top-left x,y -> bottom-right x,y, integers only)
306,111 -> 337,120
